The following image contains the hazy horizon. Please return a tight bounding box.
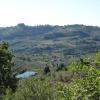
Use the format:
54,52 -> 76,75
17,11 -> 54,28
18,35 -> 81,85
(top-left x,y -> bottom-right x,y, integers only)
1,23 -> 100,28
0,0 -> 100,27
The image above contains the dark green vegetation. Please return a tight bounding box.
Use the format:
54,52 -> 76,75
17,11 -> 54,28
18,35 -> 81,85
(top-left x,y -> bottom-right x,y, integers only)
0,42 -> 17,97
0,24 -> 100,68
2,49 -> 100,100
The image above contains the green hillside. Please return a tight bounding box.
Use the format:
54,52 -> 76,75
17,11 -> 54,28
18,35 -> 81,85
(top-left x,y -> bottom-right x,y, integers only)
1,42 -> 100,100
0,24 -> 100,67
0,33 -> 100,100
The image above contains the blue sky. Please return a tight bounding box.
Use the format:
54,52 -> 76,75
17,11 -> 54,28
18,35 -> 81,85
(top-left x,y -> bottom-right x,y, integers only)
0,0 -> 100,26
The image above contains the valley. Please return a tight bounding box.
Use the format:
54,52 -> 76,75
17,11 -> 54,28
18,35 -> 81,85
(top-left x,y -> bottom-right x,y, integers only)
0,24 -> 100,68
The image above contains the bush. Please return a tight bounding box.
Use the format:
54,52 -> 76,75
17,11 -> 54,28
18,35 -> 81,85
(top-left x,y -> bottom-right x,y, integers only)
2,51 -> 100,100
44,66 -> 50,74
4,77 -> 57,100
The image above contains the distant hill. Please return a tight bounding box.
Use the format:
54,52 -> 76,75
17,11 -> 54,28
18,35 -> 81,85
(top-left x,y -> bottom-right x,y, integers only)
0,24 -> 100,67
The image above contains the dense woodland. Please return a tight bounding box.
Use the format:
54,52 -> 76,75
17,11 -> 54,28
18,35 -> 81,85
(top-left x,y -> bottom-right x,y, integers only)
0,24 -> 100,99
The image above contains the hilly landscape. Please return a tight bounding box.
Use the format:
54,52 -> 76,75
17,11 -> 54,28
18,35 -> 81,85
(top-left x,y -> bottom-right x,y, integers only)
0,23 -> 100,68
0,0 -> 100,99
0,24 -> 100,100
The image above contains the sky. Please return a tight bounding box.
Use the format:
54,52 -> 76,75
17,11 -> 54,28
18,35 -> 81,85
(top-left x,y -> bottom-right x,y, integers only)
0,0 -> 100,27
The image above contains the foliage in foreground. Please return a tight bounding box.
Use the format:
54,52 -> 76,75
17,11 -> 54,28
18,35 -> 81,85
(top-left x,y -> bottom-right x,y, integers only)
0,42 -> 17,97
2,51 -> 100,100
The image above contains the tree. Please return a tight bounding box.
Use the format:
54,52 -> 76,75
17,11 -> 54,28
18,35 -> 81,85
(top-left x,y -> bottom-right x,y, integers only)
0,42 -> 17,95
44,65 -> 50,74
56,63 -> 66,71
